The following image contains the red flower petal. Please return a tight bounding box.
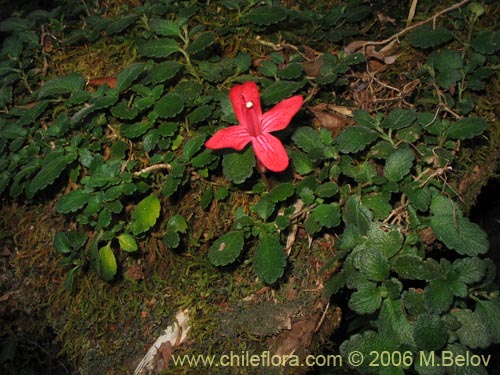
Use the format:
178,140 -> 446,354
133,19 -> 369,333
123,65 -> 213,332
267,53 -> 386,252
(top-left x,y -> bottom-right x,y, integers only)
205,125 -> 252,150
251,133 -> 289,172
229,82 -> 263,135
261,95 -> 303,133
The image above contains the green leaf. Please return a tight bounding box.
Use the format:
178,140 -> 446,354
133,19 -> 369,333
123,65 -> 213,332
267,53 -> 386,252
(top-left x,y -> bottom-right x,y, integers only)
278,62 -> 303,80
245,6 -> 287,25
138,38 -> 181,58
208,231 -> 244,266
446,117 -> 487,140
167,214 -> 188,233
336,126 -> 378,153
323,271 -> 346,298
349,283 -> 382,314
353,247 -> 390,282
292,127 -> 323,154
186,31 -> 215,55
311,203 -> 341,228
343,195 -> 372,235
164,230 -> 180,248
154,93 -> 185,118
407,25 -> 453,48
353,109 -> 376,128
475,298 -> 500,344
182,135 -> 206,160
378,299 -> 415,347
413,314 -> 448,351
56,189 -> 91,213
367,223 -> 403,258
149,18 -> 181,37
188,105 -> 213,124
362,194 -> 392,219
381,108 -> 416,129
17,101 -> 49,126
404,182 -> 431,212
254,234 -> 286,284
452,309 -> 491,349
222,147 -> 255,184
392,254 -> 430,280
430,194 -> 460,217
115,63 -> 144,92
200,188 -> 213,209
53,231 -> 87,254
38,73 -> 85,98
251,196 -> 275,220
118,233 -> 138,253
111,100 -> 139,120
315,182 -> 338,198
98,243 -> 117,281
260,80 -> 304,106
471,31 -> 500,54
424,279 -> 453,314
384,147 -> 414,182
452,257 -> 485,284
106,14 -> 138,34
268,183 -> 294,203
28,152 -> 77,198
143,61 -> 183,84
130,194 -> 161,236
430,215 -> 489,256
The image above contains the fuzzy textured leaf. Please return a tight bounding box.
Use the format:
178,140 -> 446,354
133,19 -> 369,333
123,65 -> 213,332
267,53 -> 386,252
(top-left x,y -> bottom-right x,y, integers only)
349,283 -> 382,314
186,31 -> 215,55
413,314 -> 448,351
138,38 -> 181,58
28,152 -> 77,198
384,147 -> 414,182
118,233 -> 138,253
222,147 -> 255,184
154,93 -> 185,118
208,231 -> 244,266
56,189 -> 91,214
260,80 -> 303,106
447,117 -> 487,140
430,215 -> 489,256
38,73 -> 85,99
336,126 -> 378,153
245,6 -> 287,25
254,234 -> 286,284
378,299 -> 414,347
115,63 -> 144,92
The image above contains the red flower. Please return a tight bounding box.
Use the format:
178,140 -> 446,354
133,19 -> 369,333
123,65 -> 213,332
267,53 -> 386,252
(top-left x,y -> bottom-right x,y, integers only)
205,82 -> 303,172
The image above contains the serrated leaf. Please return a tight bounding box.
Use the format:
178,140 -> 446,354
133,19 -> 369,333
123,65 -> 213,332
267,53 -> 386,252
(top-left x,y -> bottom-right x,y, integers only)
154,93 -> 185,118
430,215 -> 489,256
254,234 -> 286,284
379,299 -> 415,347
367,223 -> 403,258
471,31 -> 500,54
17,101 -> 49,126
149,18 -> 181,37
130,194 -> 161,235
251,196 -> 275,220
268,183 -> 294,203
111,100 -> 139,120
106,14 -> 138,34
323,271 -> 346,298
336,126 -> 378,153
56,189 -> 91,213
315,182 -> 338,198
424,279 -> 453,314
407,25 -> 453,48
115,63 -> 144,92
118,233 -> 138,253
384,147 -> 414,182
292,127 -> 323,153
404,182 -> 431,212
186,31 -> 215,55
392,254 -> 431,280
349,283 -> 382,314
0,17 -> 29,32
182,134 -> 206,160
381,108 -> 416,129
163,230 -> 180,248
53,231 -> 87,254
475,298 -> 500,344
452,309 -> 491,349
222,147 -> 255,184
38,73 -> 85,99
143,61 -> 183,84
447,117 -> 487,140
261,80 -> 303,106
208,231 -> 244,266
138,38 -> 181,58
354,247 -> 390,282
245,6 -> 287,25
452,257 -> 485,284
188,105 -> 213,124
28,152 -> 77,198
413,314 -> 448,351
98,243 -> 117,281
362,194 -> 392,219
311,203 -> 341,228
343,195 -> 372,235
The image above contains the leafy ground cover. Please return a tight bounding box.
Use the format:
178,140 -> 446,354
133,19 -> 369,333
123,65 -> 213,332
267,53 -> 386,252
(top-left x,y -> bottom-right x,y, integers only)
0,0 -> 499,374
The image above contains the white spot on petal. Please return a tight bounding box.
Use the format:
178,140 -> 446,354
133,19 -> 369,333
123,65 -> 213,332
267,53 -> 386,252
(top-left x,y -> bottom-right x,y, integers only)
246,101 -> 253,108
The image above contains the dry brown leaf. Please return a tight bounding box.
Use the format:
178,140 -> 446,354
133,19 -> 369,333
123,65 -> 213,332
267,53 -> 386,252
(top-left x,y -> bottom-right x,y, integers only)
309,103 -> 347,138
